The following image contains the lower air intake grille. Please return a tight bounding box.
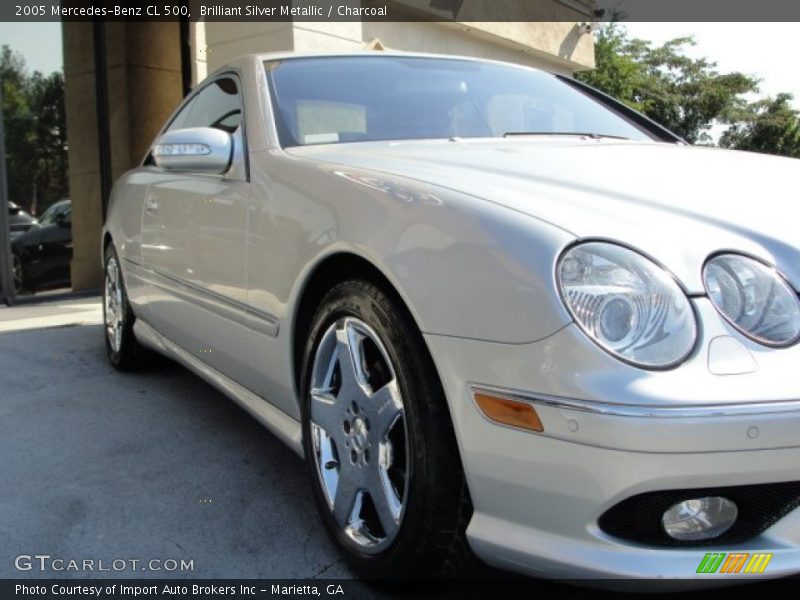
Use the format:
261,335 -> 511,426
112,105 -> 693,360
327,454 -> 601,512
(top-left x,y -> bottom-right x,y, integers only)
598,481 -> 800,546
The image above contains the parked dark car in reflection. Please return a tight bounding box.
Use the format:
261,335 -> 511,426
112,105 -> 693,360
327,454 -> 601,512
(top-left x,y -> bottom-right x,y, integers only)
11,199 -> 72,294
8,201 -> 38,239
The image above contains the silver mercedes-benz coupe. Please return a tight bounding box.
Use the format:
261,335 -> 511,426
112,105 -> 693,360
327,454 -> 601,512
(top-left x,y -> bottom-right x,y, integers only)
103,52 -> 800,581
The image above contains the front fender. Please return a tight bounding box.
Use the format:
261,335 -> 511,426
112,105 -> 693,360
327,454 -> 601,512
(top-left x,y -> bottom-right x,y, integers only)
379,189 -> 575,343
273,157 -> 576,344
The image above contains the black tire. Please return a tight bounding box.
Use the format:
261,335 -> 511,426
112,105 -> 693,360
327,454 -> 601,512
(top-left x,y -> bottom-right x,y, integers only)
103,244 -> 150,370
300,279 -> 473,578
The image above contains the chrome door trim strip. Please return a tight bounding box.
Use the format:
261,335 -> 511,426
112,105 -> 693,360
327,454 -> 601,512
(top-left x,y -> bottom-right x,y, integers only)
124,258 -> 280,337
469,383 -> 800,419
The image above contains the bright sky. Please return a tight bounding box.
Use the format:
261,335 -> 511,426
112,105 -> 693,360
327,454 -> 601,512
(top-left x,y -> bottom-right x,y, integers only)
623,23 -> 800,110
0,22 -> 63,73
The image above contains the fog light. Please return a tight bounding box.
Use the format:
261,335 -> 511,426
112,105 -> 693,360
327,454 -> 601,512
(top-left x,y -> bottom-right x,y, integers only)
662,497 -> 738,541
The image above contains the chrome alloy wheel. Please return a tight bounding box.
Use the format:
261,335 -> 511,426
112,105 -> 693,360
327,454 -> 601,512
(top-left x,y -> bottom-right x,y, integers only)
104,256 -> 124,353
12,254 -> 23,294
309,317 -> 409,552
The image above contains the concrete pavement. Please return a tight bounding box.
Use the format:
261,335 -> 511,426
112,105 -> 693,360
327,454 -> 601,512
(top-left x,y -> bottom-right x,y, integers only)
0,299 -> 352,580
0,292 -> 102,333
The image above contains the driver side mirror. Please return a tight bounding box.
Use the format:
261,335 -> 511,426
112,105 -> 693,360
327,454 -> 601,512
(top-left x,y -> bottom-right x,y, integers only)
151,127 -> 233,174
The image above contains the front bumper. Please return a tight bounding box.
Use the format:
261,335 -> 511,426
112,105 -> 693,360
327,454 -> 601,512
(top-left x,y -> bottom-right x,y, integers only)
465,440 -> 800,581
424,298 -> 800,580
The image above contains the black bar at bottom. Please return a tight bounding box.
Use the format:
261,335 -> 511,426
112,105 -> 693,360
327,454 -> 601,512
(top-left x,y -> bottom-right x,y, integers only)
1,577 -> 798,600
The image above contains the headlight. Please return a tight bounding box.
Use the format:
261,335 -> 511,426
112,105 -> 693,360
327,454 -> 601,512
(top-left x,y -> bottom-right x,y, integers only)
703,254 -> 800,347
558,242 -> 697,368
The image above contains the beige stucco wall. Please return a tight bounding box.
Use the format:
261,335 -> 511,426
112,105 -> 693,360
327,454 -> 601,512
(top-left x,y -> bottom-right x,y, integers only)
195,21 -> 295,81
384,0 -> 595,72
362,21 -> 592,75
198,2 -> 595,83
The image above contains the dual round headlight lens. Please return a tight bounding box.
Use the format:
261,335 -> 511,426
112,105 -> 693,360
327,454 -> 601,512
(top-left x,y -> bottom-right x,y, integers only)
558,242 -> 697,368
703,254 -> 800,347
558,243 -> 800,368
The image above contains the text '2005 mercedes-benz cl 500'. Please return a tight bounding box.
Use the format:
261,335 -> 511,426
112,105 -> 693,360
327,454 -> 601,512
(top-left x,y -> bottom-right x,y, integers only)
103,53 -> 800,583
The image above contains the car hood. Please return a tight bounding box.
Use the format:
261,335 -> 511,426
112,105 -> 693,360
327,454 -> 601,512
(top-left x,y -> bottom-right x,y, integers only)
290,139 -> 800,293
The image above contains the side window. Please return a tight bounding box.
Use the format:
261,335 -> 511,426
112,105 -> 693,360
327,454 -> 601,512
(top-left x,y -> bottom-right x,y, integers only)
165,95 -> 197,132
167,77 -> 242,134
146,76 -> 244,167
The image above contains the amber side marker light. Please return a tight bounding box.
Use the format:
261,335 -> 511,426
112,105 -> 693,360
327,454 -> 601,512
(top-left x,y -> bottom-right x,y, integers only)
474,392 -> 544,432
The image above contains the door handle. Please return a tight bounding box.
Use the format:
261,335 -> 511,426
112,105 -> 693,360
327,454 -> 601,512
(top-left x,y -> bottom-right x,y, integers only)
145,196 -> 159,213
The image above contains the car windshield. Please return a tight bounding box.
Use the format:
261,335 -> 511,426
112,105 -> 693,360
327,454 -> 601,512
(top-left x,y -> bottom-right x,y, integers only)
265,56 -> 653,147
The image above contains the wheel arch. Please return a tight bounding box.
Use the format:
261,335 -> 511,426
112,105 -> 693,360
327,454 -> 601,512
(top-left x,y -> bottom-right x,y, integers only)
294,251 -> 474,576
291,252 -> 431,399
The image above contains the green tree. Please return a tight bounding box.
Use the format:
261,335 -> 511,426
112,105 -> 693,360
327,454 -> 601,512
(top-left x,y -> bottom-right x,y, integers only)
577,24 -> 757,144
577,23 -> 647,112
1,46 -> 36,211
720,93 -> 800,157
1,44 -> 68,215
27,69 -> 68,213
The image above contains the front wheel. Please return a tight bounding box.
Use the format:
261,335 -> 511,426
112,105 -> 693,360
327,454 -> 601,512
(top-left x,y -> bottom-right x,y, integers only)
301,280 -> 472,578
